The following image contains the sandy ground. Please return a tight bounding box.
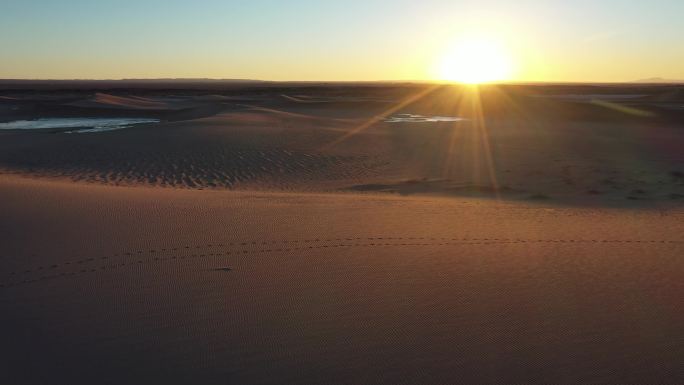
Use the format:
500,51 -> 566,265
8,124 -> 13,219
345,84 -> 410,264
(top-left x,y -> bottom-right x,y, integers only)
1,83 -> 683,384
1,176 -> 683,384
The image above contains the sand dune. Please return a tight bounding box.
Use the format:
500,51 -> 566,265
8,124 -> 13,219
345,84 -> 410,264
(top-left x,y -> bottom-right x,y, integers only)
1,83 -> 683,384
0,175 -> 683,384
1,85 -> 682,204
67,92 -> 174,110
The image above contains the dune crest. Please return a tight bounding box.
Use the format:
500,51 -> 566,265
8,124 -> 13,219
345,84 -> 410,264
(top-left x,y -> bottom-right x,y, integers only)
68,92 -> 173,110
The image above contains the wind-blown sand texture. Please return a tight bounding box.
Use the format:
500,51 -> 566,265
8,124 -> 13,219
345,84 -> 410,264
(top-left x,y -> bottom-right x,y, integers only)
1,82 -> 683,384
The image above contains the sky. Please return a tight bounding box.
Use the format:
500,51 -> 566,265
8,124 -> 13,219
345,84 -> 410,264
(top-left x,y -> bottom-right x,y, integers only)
1,0 -> 683,82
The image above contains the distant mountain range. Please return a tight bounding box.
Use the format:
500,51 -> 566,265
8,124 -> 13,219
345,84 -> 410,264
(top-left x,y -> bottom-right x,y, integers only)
0,78 -> 267,83
0,78 -> 272,91
0,78 -> 425,91
632,77 -> 684,84
120,78 -> 266,83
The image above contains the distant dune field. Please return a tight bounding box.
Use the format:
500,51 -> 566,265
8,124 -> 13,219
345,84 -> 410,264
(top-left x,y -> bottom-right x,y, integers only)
1,84 -> 683,204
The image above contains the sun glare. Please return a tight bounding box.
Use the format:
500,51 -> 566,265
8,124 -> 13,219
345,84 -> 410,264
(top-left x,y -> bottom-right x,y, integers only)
437,37 -> 514,84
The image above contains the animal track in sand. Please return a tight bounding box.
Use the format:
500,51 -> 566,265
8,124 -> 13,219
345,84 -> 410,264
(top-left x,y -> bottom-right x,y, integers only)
1,236 -> 682,289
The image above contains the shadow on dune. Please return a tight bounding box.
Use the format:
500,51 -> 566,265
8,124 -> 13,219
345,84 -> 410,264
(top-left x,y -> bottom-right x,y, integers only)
343,176 -> 684,209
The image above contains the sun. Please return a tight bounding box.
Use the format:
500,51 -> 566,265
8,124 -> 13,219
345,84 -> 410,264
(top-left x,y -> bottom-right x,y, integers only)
437,36 -> 514,84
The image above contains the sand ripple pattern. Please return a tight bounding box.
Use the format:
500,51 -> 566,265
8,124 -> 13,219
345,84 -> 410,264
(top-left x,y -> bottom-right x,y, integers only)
0,145 -> 377,189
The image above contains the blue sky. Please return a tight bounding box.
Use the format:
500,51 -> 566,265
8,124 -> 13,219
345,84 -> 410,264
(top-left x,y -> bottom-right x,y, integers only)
1,0 -> 683,81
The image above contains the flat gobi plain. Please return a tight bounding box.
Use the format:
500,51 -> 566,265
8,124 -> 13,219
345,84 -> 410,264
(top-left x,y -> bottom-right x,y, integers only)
1,81 -> 683,384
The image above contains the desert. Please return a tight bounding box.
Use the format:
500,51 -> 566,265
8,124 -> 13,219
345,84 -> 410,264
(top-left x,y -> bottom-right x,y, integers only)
1,81 -> 683,384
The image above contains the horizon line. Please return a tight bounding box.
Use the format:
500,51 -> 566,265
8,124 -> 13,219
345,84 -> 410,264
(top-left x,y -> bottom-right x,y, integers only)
0,78 -> 682,85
